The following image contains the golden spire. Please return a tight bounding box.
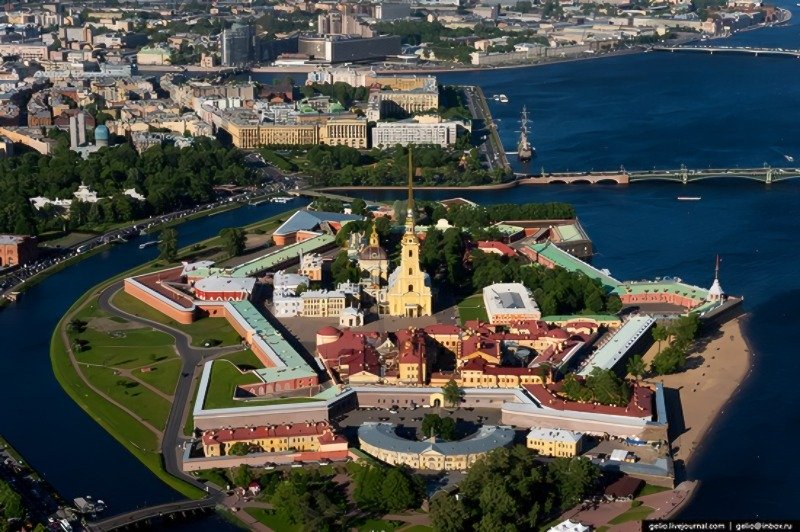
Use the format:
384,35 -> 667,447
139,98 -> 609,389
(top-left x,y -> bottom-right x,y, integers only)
406,147 -> 415,230
369,223 -> 379,247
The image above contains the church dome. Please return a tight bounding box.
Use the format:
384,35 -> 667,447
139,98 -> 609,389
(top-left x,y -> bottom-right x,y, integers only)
358,245 -> 388,261
94,124 -> 110,141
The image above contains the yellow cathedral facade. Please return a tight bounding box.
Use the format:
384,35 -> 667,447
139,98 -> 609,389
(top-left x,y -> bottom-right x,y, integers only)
386,151 -> 433,317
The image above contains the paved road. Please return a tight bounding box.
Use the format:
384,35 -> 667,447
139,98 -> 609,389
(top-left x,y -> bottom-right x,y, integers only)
97,282 -> 237,501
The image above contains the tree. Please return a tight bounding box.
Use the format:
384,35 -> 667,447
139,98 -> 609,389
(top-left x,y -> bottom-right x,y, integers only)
220,227 -> 246,257
380,468 -> 420,512
626,354 -> 647,381
227,442 -> 252,456
442,379 -> 463,408
547,457 -> 600,509
651,343 -> 687,375
158,227 -> 178,262
295,282 -> 308,296
350,198 -> 367,215
652,324 -> 669,354
331,250 -> 359,284
430,491 -> 468,532
232,464 -> 252,487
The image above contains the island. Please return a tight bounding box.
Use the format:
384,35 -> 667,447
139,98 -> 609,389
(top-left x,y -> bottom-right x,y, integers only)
50,156 -> 748,530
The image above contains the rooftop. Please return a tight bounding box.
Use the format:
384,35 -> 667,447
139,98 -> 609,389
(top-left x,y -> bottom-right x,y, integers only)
527,427 -> 583,443
358,422 -> 515,456
526,241 -> 620,291
194,276 -> 256,294
483,283 -> 540,314
273,210 -> 363,237
577,315 -> 656,376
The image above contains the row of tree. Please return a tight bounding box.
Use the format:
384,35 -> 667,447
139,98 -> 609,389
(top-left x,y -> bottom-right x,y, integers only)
561,368 -> 632,406
430,446 -> 601,531
350,462 -> 423,514
0,137 -> 254,235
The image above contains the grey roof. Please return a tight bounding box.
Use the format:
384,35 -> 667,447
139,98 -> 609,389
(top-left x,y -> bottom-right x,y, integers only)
358,422 -> 514,456
577,315 -> 655,376
273,210 -> 363,236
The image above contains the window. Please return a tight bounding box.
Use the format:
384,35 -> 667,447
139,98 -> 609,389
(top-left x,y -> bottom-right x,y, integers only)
408,284 -> 414,292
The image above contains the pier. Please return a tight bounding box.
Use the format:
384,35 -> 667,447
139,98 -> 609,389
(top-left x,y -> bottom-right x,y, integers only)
653,45 -> 800,58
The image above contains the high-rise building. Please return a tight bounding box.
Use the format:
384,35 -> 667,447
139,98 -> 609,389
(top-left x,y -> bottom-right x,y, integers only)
221,23 -> 253,66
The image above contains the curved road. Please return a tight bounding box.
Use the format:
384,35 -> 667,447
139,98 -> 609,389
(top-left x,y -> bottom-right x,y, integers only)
97,281 -> 237,502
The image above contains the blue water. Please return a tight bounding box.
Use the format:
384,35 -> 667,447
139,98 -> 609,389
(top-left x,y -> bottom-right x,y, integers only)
3,4 -> 800,522
0,201 -> 306,519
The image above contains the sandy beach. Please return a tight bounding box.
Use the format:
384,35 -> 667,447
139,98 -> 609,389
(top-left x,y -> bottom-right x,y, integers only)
643,316 -> 753,465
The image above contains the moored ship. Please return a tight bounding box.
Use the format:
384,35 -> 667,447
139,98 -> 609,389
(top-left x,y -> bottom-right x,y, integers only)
517,106 -> 534,162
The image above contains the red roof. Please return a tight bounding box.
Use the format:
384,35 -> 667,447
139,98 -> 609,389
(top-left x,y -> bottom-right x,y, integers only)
317,326 -> 342,337
424,323 -> 462,335
477,241 -> 517,257
523,383 -> 654,419
202,421 -> 346,445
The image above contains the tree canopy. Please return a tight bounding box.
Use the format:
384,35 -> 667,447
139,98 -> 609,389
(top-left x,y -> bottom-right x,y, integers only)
430,446 -> 600,531
0,137 -> 253,234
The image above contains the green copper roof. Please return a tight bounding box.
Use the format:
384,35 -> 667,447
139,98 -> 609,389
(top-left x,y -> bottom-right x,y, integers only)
527,241 -> 620,290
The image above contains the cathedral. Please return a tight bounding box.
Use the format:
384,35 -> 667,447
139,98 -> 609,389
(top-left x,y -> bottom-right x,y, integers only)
385,151 -> 433,317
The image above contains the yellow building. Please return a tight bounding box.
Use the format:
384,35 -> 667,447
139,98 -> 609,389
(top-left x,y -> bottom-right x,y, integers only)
386,152 -> 433,317
301,290 -> 347,317
201,421 -> 347,457
320,116 -> 368,149
358,227 -> 389,283
222,116 -> 367,149
359,422 -> 514,471
526,428 -> 583,458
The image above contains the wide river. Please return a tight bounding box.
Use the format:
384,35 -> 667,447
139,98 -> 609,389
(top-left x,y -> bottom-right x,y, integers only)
2,3 -> 799,523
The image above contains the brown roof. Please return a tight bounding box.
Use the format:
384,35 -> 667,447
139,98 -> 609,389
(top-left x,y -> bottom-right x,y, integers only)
604,476 -> 643,498
523,383 -> 654,419
202,421 -> 346,445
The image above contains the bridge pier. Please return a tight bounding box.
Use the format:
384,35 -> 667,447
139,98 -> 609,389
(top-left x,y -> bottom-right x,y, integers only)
766,166 -> 773,184
681,164 -> 688,184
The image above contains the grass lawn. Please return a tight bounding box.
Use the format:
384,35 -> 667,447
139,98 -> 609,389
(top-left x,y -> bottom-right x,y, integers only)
51,325 -> 204,500
219,349 -> 263,370
195,468 -> 230,490
203,360 -> 262,410
399,525 -> 434,532
82,366 -> 172,430
112,291 -> 243,347
608,504 -> 655,525
638,484 -> 671,497
244,508 -> 302,532
136,358 -> 182,396
457,293 -> 488,325
358,519 -> 403,531
184,377 -> 199,437
39,231 -> 95,249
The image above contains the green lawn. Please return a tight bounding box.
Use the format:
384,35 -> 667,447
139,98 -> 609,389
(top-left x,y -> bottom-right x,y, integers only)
244,508 -> 302,532
184,376 -> 199,437
136,358 -> 182,396
638,484 -> 671,497
218,349 -> 263,370
203,360 -> 262,410
82,366 -> 172,430
51,324 -> 204,500
457,293 -> 488,325
195,468 -> 230,490
608,504 -> 655,525
358,519 -> 403,532
111,291 -> 243,347
399,526 -> 434,532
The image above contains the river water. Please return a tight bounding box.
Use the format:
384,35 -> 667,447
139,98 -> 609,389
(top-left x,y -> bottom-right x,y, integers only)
2,4 -> 799,523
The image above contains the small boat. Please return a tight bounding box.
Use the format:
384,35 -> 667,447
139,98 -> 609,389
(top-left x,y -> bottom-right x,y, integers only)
677,196 -> 701,201
270,196 -> 294,203
138,240 -> 160,249
492,94 -> 500,101
249,199 -> 266,206
498,94 -> 509,103
785,154 -> 794,162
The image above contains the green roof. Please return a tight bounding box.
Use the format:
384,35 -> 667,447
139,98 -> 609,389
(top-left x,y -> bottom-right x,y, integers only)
211,234 -> 335,278
613,280 -> 709,300
527,241 -> 620,291
554,223 -> 583,242
227,300 -> 318,382
542,314 -> 622,322
491,223 -> 525,235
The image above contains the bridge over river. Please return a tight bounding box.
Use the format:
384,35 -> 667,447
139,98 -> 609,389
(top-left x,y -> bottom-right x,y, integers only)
653,45 -> 800,58
519,166 -> 800,185
84,498 -> 218,531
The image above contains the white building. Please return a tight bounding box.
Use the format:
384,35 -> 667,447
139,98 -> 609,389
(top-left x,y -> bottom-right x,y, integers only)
548,520 -> 591,532
482,283 -> 541,325
274,270 -> 310,294
372,117 -> 460,148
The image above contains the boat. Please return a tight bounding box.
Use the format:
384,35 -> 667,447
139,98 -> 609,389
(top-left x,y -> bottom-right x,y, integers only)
249,199 -> 266,206
677,196 -> 701,201
498,94 -> 509,103
492,94 -> 500,101
517,106 -> 535,162
270,196 -> 294,204
138,240 -> 160,249
785,154 -> 794,162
